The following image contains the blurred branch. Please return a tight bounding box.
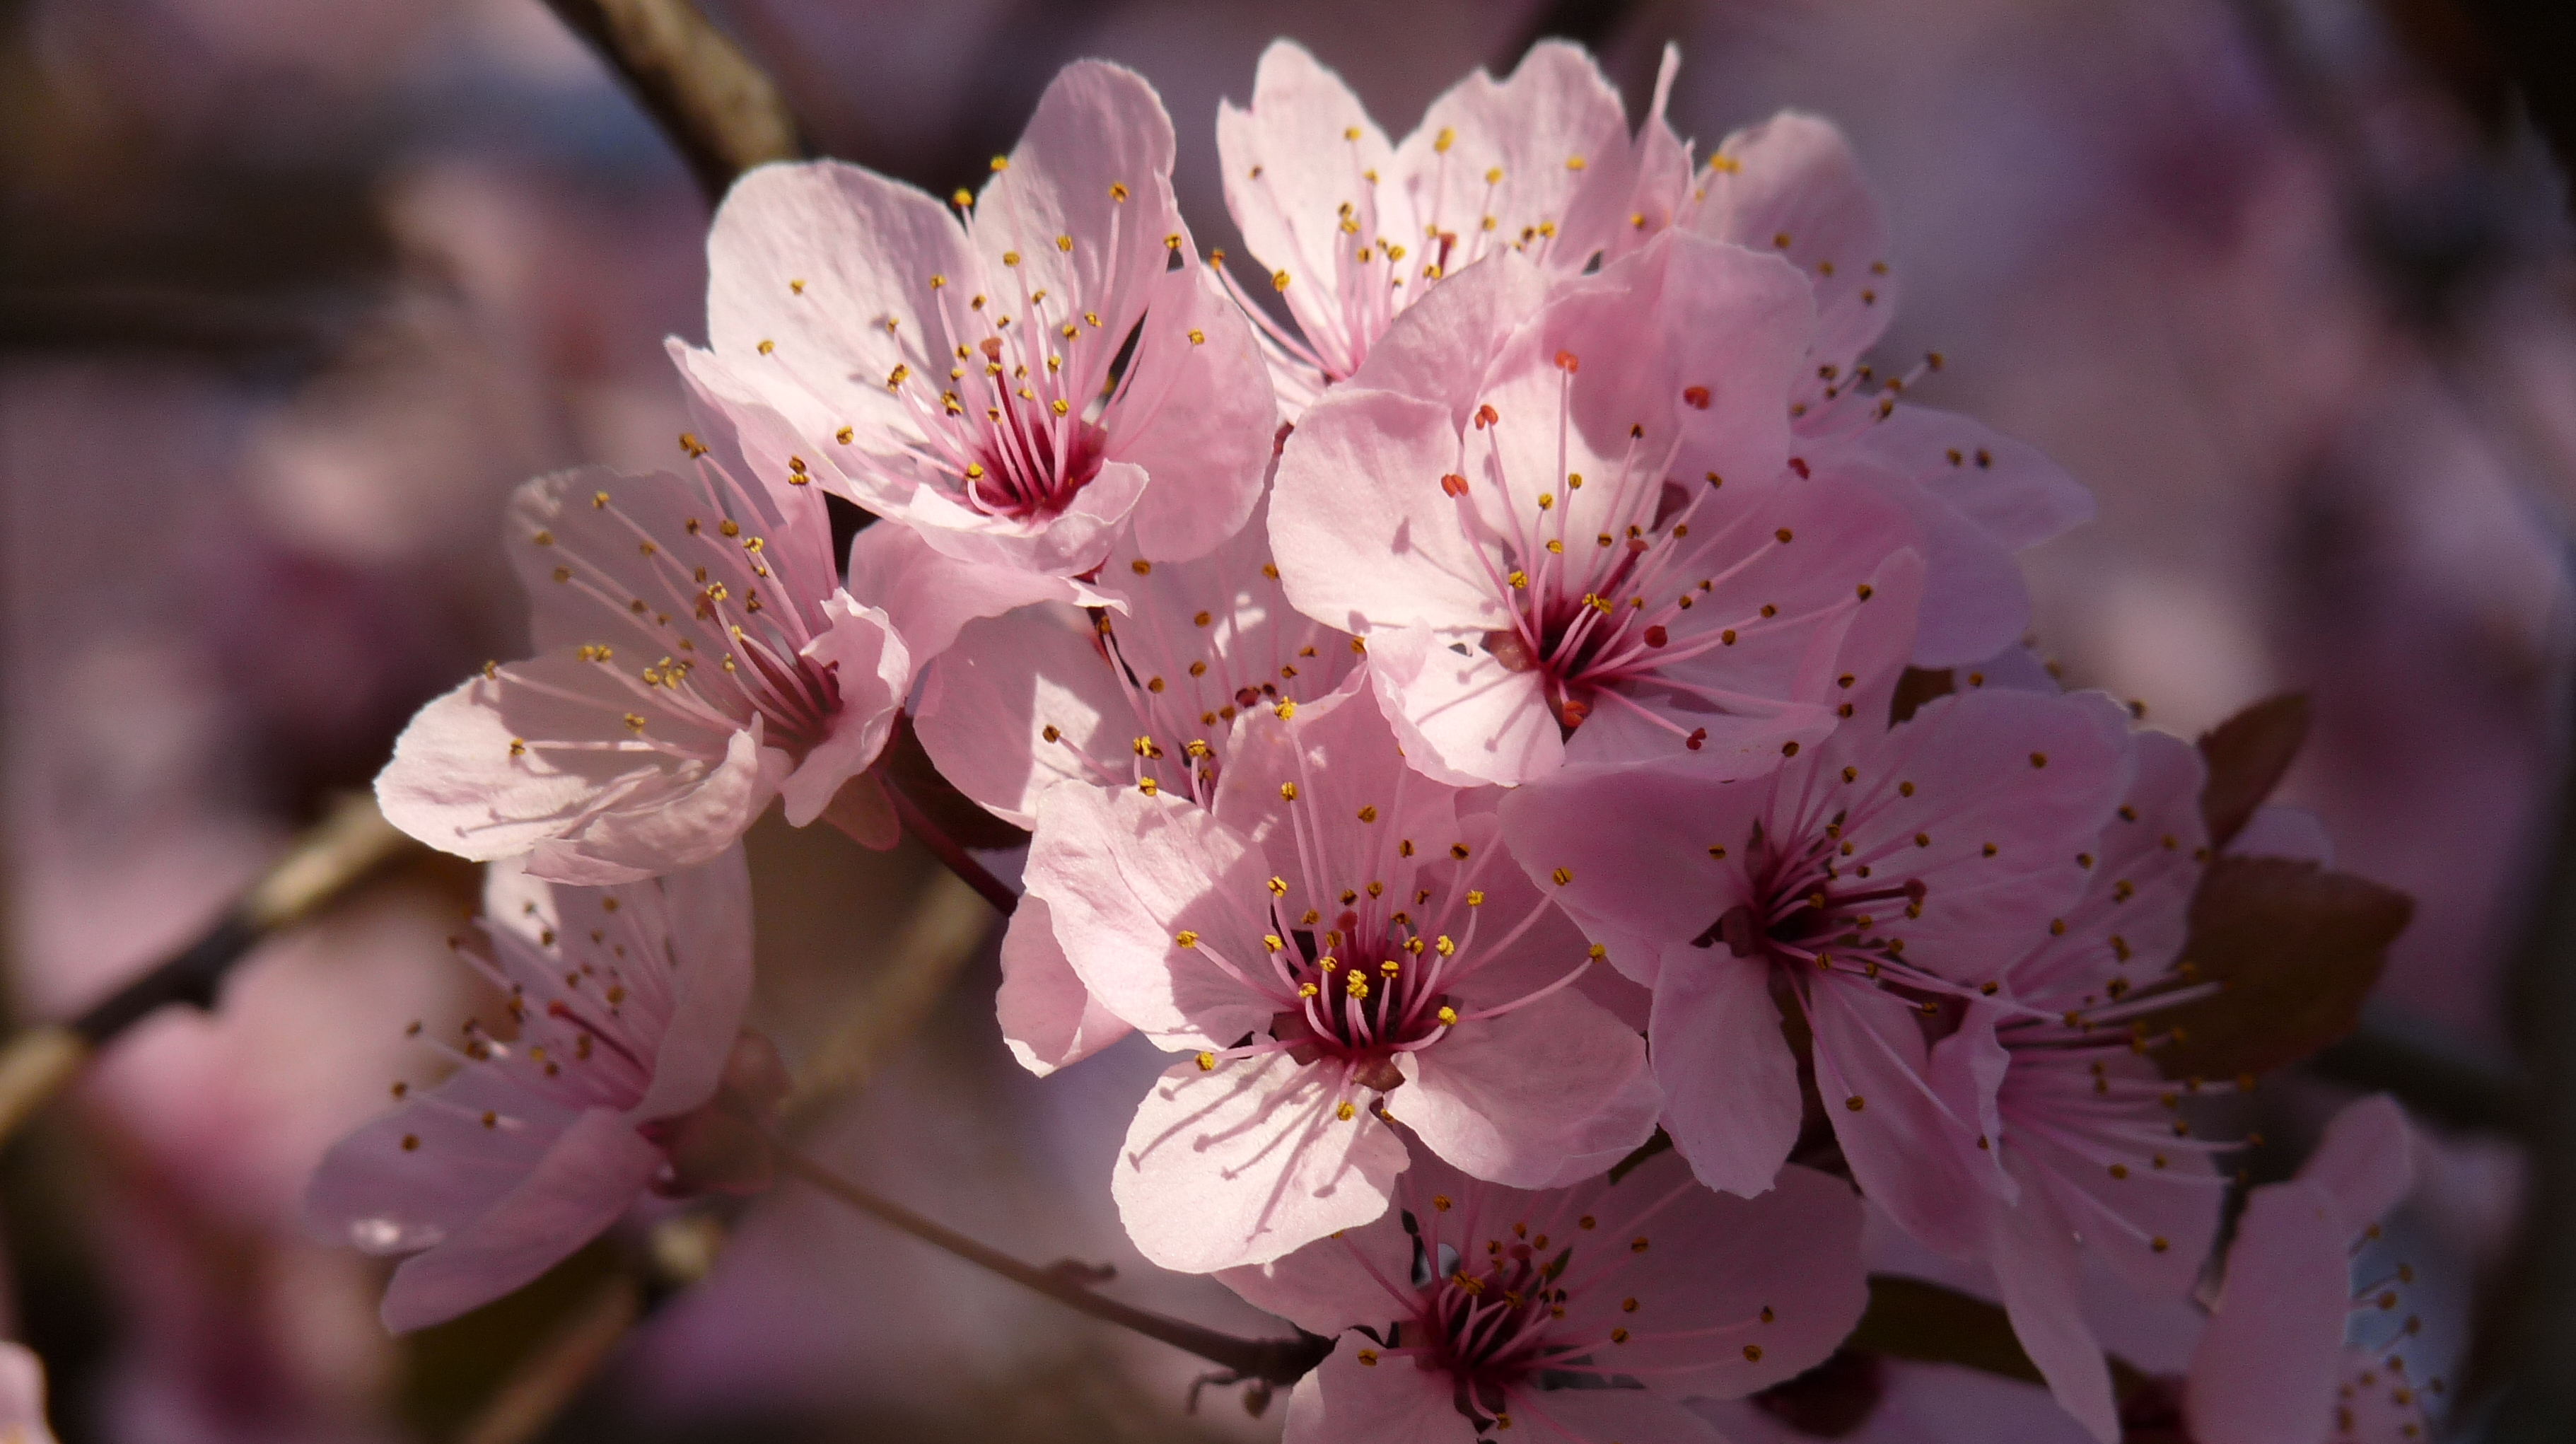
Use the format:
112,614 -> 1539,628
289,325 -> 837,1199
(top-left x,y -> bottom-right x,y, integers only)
783,866 -> 996,1120
453,1276 -> 643,1444
540,0 -> 804,203
0,795 -> 418,1149
776,1143 -> 1331,1390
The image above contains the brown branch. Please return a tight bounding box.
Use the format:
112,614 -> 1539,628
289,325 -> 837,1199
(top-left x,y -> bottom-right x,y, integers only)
775,1144 -> 1328,1387
540,0 -> 803,202
882,776 -> 1020,916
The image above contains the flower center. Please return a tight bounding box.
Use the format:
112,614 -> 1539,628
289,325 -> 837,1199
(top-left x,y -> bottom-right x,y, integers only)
1415,1243 -> 1567,1414
1271,910 -> 1448,1090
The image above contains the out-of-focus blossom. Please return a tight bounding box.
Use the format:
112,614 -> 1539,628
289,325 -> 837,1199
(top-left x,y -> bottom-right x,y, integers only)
2184,1095 -> 2428,1444
1216,39 -> 1681,417
1271,231 -> 1928,784
686,62 -> 1274,576
378,384 -> 909,883
0,1343 -> 61,1444
1684,113 -> 2094,665
305,846 -> 779,1332
1500,687 -> 2129,1213
1218,1147 -> 1868,1444
1025,674 -> 1657,1271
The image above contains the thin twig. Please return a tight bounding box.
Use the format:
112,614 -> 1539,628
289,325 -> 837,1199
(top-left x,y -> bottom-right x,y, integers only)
0,793 -> 418,1151
539,0 -> 803,202
455,1276 -> 644,1444
882,779 -> 1020,916
774,1144 -> 1329,1387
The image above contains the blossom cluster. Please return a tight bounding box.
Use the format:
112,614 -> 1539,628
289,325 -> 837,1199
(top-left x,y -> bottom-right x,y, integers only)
315,39 -> 2423,1444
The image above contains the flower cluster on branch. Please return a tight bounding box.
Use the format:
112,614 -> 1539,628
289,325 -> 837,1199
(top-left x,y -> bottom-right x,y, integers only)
315,37 -> 2426,1444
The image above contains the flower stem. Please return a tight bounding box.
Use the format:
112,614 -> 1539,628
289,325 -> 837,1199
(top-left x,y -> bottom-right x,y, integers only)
773,1144 -> 1329,1386
883,778 -> 1020,916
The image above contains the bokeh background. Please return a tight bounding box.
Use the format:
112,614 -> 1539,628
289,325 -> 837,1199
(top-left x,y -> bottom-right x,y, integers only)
2,0 -> 2570,1439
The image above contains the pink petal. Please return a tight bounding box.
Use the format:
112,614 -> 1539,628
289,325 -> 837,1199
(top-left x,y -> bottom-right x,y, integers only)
704,162 -> 973,506
1282,1339 -> 1477,1444
1022,782 -> 1279,1046
1986,1180 -> 2120,1444
1399,991 -> 1657,1189
1216,40 -> 1404,388
630,846 -> 759,1121
304,1064 -> 588,1259
1648,953 -> 1805,1197
1691,112 -> 1896,382
1498,767 -> 1755,985
1856,404 -> 2094,552
1843,445 -> 2038,667
841,518 -> 1112,665
1808,977 -> 2006,1259
1206,669 -> 1468,900
1394,40 -> 1636,282
2297,1093 -> 2413,1233
971,61 -> 1180,352
1344,251 -> 1553,429
0,1343 -> 57,1444
377,658 -> 779,885
1112,1052 -> 1409,1272
776,595 -> 908,827
914,603 -> 1129,827
2185,1179 -> 2350,1444
1216,1219 -> 1420,1339
1364,626 -> 1562,786
996,895 -> 1133,1076
1562,1156 -> 1871,1399
1109,264 -> 1276,563
378,1107 -> 665,1332
1271,387 -> 1511,634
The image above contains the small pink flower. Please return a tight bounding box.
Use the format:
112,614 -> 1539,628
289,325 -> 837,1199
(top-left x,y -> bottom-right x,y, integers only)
1218,1147 -> 1870,1444
2185,1095 -> 2428,1444
1928,723 -> 2227,1442
1025,675 -> 1659,1271
1216,40 -> 1684,417
1500,686 -> 2131,1216
685,61 -> 1274,576
377,387 -> 908,884
1685,113 -> 2094,665
916,511 -> 1358,1076
1270,230 -> 1927,785
305,848 -> 779,1332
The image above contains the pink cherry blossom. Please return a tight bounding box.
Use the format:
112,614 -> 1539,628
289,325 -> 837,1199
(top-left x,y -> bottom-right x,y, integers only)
2186,1095 -> 2430,1444
1499,686 -> 2130,1220
1270,229 -> 1928,786
1023,675 -> 1659,1271
1216,39 -> 1685,417
916,506 -> 1358,1076
0,1343 -> 59,1444
685,60 -> 1274,576
1217,1147 -> 1869,1444
1923,722 -> 2227,1442
305,847 -> 779,1332
377,385 -> 908,885
1684,113 -> 2094,665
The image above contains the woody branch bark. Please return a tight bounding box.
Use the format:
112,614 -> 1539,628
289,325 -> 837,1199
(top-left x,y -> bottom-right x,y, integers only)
540,0 -> 804,202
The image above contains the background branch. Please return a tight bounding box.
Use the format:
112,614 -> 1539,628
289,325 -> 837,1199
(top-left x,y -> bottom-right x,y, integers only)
540,0 -> 804,202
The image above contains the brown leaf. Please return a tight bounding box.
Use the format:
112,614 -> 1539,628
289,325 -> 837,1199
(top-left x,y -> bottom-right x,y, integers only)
882,712 -> 1030,851
1888,667 -> 1955,724
2145,856 -> 2412,1081
2196,693 -> 2309,850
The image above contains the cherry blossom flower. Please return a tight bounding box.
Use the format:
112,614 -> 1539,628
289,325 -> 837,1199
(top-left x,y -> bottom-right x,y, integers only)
684,60 -> 1274,576
1216,39 -> 1686,417
1683,113 -> 2094,665
377,384 -> 908,885
2184,1095 -> 2433,1444
1024,674 -> 1660,1271
1270,230 -> 1929,786
305,848 -> 782,1332
1498,686 -> 2131,1216
0,1343 -> 59,1444
914,507 -> 1358,1076
1924,723 -> 2227,1442
1217,1146 -> 1869,1444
